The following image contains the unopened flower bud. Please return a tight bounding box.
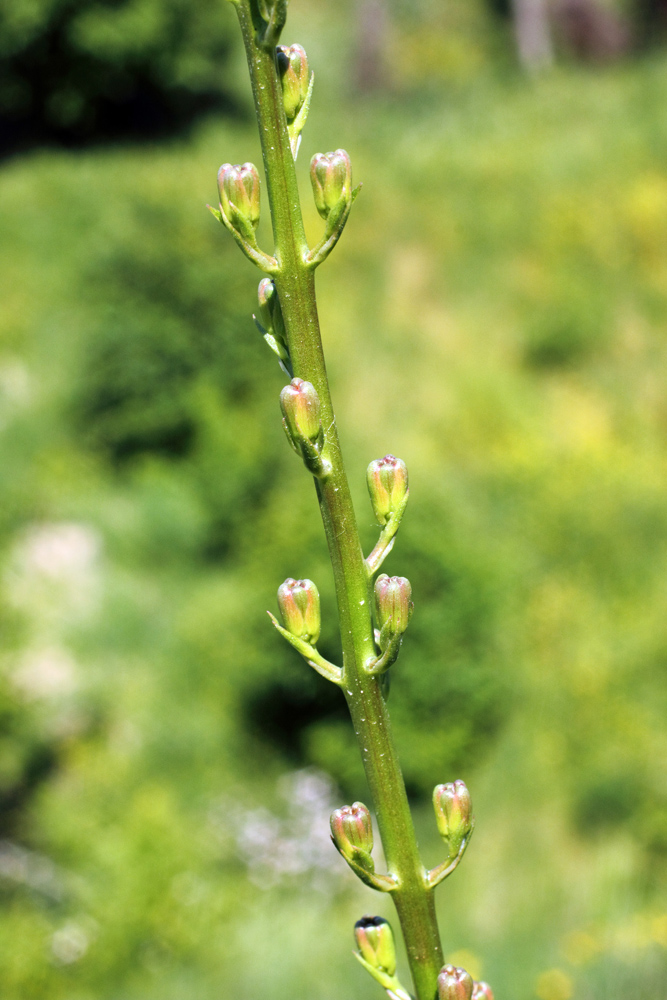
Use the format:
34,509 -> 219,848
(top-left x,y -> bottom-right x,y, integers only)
218,162 -> 261,230
367,455 -> 408,526
276,43 -> 309,121
433,780 -> 473,856
438,965 -> 474,1000
310,149 -> 351,220
258,278 -> 286,341
277,578 -> 321,643
354,916 -> 396,977
473,982 -> 494,1000
374,575 -> 413,635
280,377 -> 322,445
330,802 -> 373,862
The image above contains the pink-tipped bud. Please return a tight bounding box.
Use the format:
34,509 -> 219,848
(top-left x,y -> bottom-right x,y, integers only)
310,149 -> 352,220
433,780 -> 473,857
276,43 -> 309,121
354,916 -> 396,976
217,162 -> 261,229
277,578 -> 321,643
366,455 -> 408,526
473,982 -> 494,1000
280,377 -> 322,445
330,802 -> 373,863
374,574 -> 413,635
438,965 -> 474,1000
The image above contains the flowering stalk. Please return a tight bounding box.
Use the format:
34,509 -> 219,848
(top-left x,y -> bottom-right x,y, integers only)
215,2 -> 488,998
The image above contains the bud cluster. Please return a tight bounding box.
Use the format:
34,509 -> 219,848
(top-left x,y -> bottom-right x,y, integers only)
277,578 -> 321,644
433,780 -> 473,860
367,455 -> 409,526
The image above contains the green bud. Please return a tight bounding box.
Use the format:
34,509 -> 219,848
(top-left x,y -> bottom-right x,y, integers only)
277,578 -> 321,643
366,455 -> 409,526
276,43 -> 309,121
433,780 -> 473,857
374,574 -> 413,635
330,802 -> 373,863
310,149 -> 352,220
354,916 -> 397,977
473,982 -> 494,1000
438,966 -> 474,1000
217,162 -> 261,230
280,377 -> 322,445
258,277 -> 287,342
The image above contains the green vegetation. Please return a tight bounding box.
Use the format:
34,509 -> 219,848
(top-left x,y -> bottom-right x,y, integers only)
2,11 -> 667,995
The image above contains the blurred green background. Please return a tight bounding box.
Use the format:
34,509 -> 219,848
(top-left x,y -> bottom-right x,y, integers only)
2,0 -> 667,997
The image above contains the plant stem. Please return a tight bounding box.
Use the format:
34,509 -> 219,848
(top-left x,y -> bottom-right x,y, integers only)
232,3 -> 444,995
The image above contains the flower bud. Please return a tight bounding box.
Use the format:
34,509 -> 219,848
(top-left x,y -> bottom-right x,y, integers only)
374,575 -> 413,635
276,43 -> 309,121
280,377 -> 322,445
473,982 -> 494,1000
438,966 -> 474,1000
354,916 -> 396,977
217,162 -> 261,230
258,278 -> 286,342
277,578 -> 321,643
310,149 -> 351,220
330,802 -> 373,862
433,780 -> 473,856
367,455 -> 408,526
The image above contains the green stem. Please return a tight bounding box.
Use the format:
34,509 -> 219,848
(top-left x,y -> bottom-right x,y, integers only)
232,3 -> 444,996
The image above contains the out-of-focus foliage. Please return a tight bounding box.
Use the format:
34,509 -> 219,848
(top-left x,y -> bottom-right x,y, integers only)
2,2 -> 667,996
0,0 -> 240,155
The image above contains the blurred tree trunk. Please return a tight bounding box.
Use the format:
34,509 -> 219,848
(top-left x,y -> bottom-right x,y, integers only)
355,0 -> 388,92
511,0 -> 554,72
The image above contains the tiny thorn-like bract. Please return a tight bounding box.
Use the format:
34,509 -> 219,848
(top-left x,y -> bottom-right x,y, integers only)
438,965 -> 474,1000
